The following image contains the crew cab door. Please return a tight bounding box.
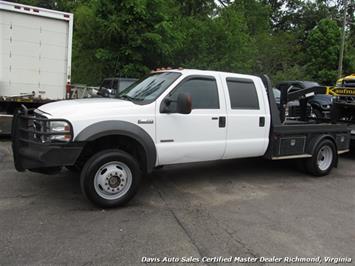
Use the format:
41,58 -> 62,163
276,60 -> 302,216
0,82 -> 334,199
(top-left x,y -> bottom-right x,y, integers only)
221,75 -> 270,159
156,75 -> 227,165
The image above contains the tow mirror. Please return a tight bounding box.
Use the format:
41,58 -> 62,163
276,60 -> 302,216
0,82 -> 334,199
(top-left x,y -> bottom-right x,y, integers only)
160,97 -> 173,113
160,93 -> 192,114
177,93 -> 192,114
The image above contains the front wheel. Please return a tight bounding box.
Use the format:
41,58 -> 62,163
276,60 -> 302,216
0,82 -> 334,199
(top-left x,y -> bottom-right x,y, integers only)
305,139 -> 336,176
80,149 -> 141,208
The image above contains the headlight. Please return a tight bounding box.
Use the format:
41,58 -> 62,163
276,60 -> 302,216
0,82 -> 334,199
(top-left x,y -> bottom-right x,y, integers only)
49,121 -> 72,142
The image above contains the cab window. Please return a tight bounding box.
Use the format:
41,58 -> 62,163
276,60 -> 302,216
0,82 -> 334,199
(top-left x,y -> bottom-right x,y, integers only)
226,78 -> 259,110
169,77 -> 219,109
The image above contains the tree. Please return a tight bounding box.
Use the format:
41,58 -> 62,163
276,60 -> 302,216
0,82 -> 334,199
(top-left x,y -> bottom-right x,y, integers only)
172,1 -> 257,73
305,19 -> 341,85
72,0 -> 183,84
9,0 -> 354,85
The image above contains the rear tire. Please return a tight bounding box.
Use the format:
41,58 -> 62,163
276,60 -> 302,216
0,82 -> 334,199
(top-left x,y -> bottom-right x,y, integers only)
80,149 -> 141,208
305,139 -> 336,176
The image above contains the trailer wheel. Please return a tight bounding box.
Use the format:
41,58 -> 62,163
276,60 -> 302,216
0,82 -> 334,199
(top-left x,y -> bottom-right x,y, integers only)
80,149 -> 141,208
305,139 -> 336,176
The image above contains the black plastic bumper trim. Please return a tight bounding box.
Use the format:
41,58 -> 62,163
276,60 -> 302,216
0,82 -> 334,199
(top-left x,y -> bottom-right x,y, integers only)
16,144 -> 83,171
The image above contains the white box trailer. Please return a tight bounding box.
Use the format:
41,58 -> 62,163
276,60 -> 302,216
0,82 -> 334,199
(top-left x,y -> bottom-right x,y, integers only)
0,0 -> 73,134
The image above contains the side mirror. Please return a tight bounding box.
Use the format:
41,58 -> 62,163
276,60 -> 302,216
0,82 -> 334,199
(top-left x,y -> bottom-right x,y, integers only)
160,97 -> 173,113
177,93 -> 192,114
160,93 -> 192,114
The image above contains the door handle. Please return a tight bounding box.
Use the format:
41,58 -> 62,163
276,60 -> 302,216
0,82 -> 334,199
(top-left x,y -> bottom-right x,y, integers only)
211,117 -> 218,120
259,117 -> 265,127
219,116 -> 226,128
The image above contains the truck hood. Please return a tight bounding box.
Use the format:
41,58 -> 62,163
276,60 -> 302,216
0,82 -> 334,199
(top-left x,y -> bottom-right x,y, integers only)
38,98 -> 136,118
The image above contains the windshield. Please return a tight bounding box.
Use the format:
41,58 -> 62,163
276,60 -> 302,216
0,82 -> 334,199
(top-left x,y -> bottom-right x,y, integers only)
117,72 -> 181,104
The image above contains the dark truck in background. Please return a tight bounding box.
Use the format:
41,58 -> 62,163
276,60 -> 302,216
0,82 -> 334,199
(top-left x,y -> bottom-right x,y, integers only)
96,77 -> 137,98
275,81 -> 333,120
275,79 -> 355,142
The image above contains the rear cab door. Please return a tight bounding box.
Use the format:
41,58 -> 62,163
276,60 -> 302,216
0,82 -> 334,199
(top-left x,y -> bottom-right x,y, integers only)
221,74 -> 270,159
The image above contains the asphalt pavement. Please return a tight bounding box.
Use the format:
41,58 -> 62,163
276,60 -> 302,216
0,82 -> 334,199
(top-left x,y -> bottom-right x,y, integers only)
0,140 -> 354,265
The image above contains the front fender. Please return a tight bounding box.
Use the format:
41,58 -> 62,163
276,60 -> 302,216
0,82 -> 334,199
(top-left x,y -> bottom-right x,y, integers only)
75,120 -> 157,173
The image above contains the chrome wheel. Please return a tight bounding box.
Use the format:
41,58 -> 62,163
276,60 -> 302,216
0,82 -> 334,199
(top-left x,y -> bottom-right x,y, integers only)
317,145 -> 333,171
94,161 -> 132,200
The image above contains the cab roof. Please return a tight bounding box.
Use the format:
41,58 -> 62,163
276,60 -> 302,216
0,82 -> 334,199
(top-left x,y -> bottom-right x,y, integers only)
153,68 -> 259,80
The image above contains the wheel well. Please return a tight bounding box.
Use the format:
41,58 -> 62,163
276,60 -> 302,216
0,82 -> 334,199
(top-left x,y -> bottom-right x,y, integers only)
321,136 -> 337,149
76,135 -> 147,172
310,135 -> 338,167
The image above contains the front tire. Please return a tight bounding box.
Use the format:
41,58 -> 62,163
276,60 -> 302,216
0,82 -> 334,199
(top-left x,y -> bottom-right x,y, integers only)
80,149 -> 141,208
305,139 -> 336,176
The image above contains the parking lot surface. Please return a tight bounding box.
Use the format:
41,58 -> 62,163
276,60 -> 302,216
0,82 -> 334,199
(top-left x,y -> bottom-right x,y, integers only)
0,140 -> 354,265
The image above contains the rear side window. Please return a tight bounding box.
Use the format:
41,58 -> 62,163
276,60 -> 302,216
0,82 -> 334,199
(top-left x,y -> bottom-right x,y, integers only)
226,78 -> 259,109
170,77 -> 219,109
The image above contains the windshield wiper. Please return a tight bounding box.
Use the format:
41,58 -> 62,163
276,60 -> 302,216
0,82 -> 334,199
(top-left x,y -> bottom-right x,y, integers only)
118,95 -> 135,101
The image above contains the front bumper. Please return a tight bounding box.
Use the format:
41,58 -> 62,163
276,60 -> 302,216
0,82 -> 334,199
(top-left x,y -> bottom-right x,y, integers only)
12,107 -> 83,172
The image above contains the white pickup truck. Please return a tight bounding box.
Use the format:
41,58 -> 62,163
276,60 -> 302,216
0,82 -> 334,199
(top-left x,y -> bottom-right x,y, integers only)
12,69 -> 350,208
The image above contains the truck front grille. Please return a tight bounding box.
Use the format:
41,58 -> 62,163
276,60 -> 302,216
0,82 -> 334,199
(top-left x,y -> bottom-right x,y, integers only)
32,113 -> 49,142
12,106 -> 72,145
14,110 -> 50,144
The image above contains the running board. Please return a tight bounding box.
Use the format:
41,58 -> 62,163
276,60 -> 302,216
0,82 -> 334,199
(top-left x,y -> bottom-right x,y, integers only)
272,149 -> 350,160
271,154 -> 312,160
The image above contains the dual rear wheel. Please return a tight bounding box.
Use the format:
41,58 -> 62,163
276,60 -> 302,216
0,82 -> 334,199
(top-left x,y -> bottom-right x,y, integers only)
304,139 -> 336,176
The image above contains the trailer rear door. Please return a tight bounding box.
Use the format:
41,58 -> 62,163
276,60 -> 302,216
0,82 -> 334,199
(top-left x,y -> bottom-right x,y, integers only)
0,2 -> 72,100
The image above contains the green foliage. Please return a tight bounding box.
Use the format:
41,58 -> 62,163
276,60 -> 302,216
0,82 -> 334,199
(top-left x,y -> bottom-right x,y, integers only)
11,0 -> 355,85
305,19 -> 341,85
173,3 -> 257,73
273,65 -> 311,84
